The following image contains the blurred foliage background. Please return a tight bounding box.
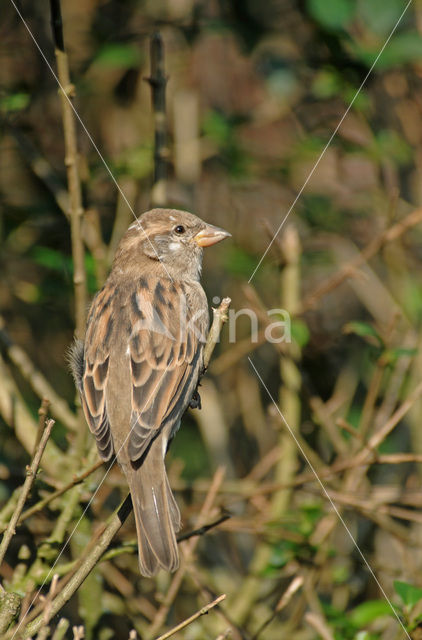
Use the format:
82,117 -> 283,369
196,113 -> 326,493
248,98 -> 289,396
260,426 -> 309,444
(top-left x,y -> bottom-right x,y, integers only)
2,0 -> 422,638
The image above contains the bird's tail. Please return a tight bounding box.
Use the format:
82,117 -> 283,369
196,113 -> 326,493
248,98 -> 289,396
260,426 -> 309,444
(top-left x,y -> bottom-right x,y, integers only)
124,439 -> 181,577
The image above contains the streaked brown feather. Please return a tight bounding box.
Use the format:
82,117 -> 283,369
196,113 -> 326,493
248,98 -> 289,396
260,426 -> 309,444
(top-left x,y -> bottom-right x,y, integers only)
127,278 -> 207,462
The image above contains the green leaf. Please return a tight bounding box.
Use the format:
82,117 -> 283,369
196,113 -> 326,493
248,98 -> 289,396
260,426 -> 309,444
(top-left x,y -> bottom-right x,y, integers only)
381,347 -> 418,366
370,130 -> 412,166
31,246 -> 71,272
343,321 -> 382,346
357,0 -> 404,36
203,111 -> 232,145
307,0 -> 355,30
354,32 -> 422,69
394,580 -> 422,608
354,632 -> 379,640
312,69 -> 342,99
291,319 -> 310,348
0,92 -> 30,112
350,599 -> 394,626
94,44 -> 142,69
117,145 -> 153,179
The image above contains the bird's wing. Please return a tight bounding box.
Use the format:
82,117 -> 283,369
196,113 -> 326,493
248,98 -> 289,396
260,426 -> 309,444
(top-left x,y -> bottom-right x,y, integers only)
127,277 -> 207,461
80,286 -> 115,461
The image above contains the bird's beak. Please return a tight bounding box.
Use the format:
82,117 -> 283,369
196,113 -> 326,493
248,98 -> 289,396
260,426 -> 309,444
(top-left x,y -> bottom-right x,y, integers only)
194,224 -> 231,247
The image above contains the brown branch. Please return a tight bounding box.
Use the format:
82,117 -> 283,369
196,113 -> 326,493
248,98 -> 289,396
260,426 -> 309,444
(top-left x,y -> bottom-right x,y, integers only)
176,511 -> 231,543
299,206 -> 422,314
0,317 -> 79,432
354,379 -> 422,467
7,125 -> 70,217
0,419 -> 54,583
304,612 -> 335,640
0,593 -> 21,636
154,594 -> 226,640
147,467 -> 226,638
18,496 -> 132,639
146,32 -> 168,207
252,575 -> 304,640
0,459 -> 103,534
49,0 -> 86,339
51,618 -> 69,640
203,298 -> 231,369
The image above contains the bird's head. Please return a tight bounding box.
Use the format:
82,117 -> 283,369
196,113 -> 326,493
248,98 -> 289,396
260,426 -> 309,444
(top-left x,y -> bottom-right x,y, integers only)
114,208 -> 231,280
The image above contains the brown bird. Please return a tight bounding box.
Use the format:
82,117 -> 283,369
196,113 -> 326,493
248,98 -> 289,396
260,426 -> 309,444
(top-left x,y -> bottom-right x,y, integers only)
70,208 -> 230,576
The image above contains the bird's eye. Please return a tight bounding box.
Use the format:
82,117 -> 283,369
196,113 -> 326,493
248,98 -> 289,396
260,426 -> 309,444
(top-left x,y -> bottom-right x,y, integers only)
174,225 -> 185,235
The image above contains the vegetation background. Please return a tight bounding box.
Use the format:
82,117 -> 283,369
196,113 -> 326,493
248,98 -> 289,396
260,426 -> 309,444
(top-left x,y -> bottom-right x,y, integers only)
2,0 -> 422,638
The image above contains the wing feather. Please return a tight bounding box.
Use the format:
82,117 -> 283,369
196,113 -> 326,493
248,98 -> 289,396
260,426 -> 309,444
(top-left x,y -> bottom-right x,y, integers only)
80,288 -> 115,461
79,277 -> 208,464
127,278 -> 207,461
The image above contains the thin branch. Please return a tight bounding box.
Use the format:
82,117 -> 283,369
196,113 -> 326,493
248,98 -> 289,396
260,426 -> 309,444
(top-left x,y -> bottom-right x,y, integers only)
176,512 -> 231,543
0,317 -> 79,432
0,458 -> 103,533
146,32 -> 168,207
49,0 -> 86,339
252,575 -> 304,640
154,594 -> 226,640
355,379 -> 422,467
21,496 -> 132,639
35,399 -> 51,454
147,467 -> 226,638
51,618 -> 70,640
299,206 -> 422,314
304,612 -> 335,640
203,298 -> 231,369
0,593 -> 21,635
0,419 -> 54,579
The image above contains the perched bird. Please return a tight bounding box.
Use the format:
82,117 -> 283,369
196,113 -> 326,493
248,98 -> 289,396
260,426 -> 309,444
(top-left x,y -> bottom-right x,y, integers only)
70,208 -> 230,576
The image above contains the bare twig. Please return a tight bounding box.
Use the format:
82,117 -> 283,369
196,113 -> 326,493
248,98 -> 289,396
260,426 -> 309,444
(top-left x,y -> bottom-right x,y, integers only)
300,207 -> 422,314
154,594 -> 226,640
355,379 -> 422,467
203,298 -> 231,369
252,575 -> 304,640
0,419 -> 54,580
0,317 -> 79,432
147,468 -> 226,638
51,618 -> 70,640
304,612 -> 335,640
35,399 -> 51,454
20,495 -> 132,639
42,575 -> 58,623
49,0 -> 86,338
2,458 -> 103,533
176,511 -> 231,543
0,593 -> 21,635
72,625 -> 85,640
35,625 -> 51,640
146,32 -> 168,207
7,125 -> 70,216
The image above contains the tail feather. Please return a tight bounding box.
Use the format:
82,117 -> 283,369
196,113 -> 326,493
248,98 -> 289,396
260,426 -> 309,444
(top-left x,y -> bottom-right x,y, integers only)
165,473 -> 181,533
124,441 -> 180,577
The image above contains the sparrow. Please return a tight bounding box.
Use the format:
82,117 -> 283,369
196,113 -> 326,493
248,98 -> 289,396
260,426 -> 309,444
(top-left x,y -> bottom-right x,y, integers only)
70,208 -> 230,577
